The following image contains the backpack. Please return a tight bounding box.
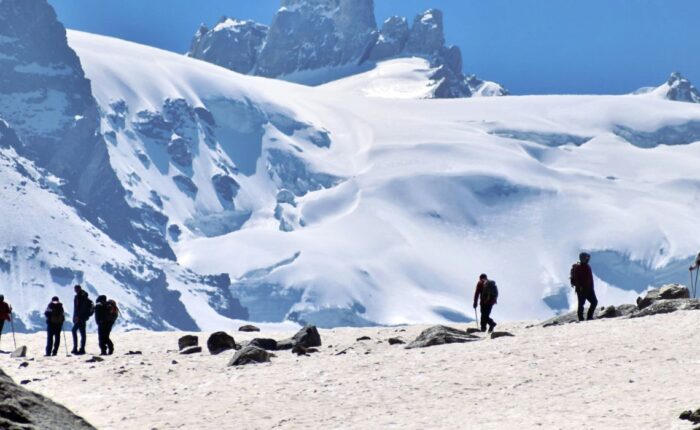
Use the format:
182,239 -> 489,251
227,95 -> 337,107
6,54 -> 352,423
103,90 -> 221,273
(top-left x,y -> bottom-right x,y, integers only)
482,280 -> 499,302
86,297 -> 95,319
570,263 -> 580,288
49,303 -> 65,325
105,299 -> 119,324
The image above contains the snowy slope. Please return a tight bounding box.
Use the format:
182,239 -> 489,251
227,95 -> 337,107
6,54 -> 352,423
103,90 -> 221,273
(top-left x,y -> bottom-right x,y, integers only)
67,31 -> 700,328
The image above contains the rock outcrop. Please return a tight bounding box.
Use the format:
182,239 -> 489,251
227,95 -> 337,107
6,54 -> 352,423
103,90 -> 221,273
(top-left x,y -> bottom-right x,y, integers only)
187,1 -> 505,99
0,368 -> 96,429
291,325 -> 322,348
228,346 -> 272,366
405,325 -> 479,349
662,73 -> 700,103
636,284 -> 690,310
178,335 -> 198,351
206,332 -> 236,355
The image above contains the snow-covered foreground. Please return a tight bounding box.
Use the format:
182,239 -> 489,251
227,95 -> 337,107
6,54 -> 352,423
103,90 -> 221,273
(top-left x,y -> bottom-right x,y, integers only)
2,310 -> 699,429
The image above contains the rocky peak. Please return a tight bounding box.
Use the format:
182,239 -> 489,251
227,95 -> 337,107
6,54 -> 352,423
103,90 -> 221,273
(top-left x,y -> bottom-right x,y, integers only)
368,16 -> 410,61
188,16 -> 268,75
665,72 -> 700,103
404,9 -> 445,56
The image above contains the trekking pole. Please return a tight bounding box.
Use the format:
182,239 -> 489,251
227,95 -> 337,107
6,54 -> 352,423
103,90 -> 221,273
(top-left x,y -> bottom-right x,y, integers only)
693,269 -> 699,299
62,329 -> 69,357
10,317 -> 17,350
474,307 -> 479,330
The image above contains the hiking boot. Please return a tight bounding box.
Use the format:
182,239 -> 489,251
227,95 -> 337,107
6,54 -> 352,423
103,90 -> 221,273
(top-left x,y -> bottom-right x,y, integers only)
107,349 -> 114,356
77,349 -> 86,355
488,322 -> 497,333
51,351 -> 58,356
71,348 -> 78,355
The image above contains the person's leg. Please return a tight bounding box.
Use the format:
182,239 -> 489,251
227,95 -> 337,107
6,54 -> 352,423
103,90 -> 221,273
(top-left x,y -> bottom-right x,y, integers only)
576,290 -> 586,321
483,304 -> 496,332
480,304 -> 488,331
106,323 -> 114,354
52,325 -> 61,355
46,326 -> 53,356
97,324 -> 106,355
71,322 -> 79,353
586,289 -> 598,320
78,321 -> 86,353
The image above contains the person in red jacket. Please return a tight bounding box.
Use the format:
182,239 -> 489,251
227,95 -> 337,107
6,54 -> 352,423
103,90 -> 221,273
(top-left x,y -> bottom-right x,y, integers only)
0,294 -> 12,346
473,274 -> 497,332
570,252 -> 598,321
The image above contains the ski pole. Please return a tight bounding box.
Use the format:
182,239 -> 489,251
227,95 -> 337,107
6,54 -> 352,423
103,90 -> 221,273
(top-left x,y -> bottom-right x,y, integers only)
62,329 -> 69,356
474,306 -> 479,330
10,317 -> 16,350
694,269 -> 699,299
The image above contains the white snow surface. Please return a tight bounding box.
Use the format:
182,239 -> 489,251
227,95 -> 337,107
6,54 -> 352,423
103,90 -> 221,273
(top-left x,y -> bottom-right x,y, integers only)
4,312 -> 700,429
66,30 -> 700,326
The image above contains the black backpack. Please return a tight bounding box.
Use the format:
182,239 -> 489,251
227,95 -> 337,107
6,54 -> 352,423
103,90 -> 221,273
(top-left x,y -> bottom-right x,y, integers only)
49,303 -> 65,325
83,295 -> 95,319
482,280 -> 499,302
105,299 -> 119,324
570,263 -> 580,288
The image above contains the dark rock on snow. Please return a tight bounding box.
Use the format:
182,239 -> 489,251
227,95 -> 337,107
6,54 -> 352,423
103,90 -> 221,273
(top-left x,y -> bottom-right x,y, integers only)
636,284 -> 689,310
228,346 -> 272,366
180,346 -> 203,355
356,336 -> 371,341
465,328 -> 482,335
292,345 -> 319,356
275,338 -> 295,350
0,368 -> 96,429
238,325 -> 261,333
490,332 -> 515,340
630,299 -> 700,319
85,356 -> 104,363
10,346 -> 27,358
388,337 -> 405,345
206,332 -> 236,355
178,335 -> 198,351
248,338 -> 278,351
679,408 -> 700,423
405,325 -> 479,349
292,325 -> 322,348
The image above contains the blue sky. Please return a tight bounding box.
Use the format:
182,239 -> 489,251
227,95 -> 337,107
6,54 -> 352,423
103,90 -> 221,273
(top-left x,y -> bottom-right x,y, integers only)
49,0 -> 700,95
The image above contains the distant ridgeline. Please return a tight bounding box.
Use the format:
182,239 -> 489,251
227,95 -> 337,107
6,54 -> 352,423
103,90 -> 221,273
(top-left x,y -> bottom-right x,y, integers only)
187,0 -> 508,98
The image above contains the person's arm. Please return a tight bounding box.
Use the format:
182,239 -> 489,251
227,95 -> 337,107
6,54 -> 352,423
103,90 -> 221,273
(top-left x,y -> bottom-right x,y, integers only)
473,282 -> 481,308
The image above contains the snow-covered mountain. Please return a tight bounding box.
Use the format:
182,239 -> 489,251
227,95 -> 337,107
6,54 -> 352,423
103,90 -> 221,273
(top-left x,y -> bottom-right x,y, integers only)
187,1 -> 504,99
636,72 -> 700,103
2,0 -> 700,331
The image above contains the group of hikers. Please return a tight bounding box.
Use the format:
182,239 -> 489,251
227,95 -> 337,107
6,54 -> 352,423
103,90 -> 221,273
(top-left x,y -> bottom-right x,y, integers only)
473,252 -> 599,333
0,285 -> 119,357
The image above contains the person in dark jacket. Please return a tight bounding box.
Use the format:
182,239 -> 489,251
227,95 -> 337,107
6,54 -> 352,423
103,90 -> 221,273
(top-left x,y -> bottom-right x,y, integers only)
71,285 -> 92,355
94,295 -> 115,355
44,297 -> 65,357
0,294 -> 12,347
571,252 -> 598,321
473,273 -> 497,332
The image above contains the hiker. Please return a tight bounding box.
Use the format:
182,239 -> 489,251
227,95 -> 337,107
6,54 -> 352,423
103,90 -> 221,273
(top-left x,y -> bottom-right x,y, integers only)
0,294 -> 11,346
94,295 -> 117,355
473,274 -> 498,332
570,252 -> 598,321
71,285 -> 94,355
44,297 -> 65,357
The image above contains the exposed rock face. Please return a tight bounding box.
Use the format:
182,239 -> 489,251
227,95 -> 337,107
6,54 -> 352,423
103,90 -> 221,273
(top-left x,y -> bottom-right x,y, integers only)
0,368 -> 96,429
206,332 -> 236,355
405,325 -> 479,349
255,0 -> 378,78
178,335 -> 198,351
228,346 -> 272,366
0,0 -> 173,259
636,284 -> 690,310
630,299 -> 700,319
291,325 -> 322,348
466,75 -> 510,97
188,18 -> 268,75
187,1 -> 505,99
664,73 -> 700,103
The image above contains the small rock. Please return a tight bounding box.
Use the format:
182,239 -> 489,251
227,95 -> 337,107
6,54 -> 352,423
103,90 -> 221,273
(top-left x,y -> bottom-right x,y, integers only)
388,338 -> 405,345
179,346 -> 202,355
276,338 -> 294,350
125,351 -> 142,356
406,325 -> 480,349
20,379 -> 31,385
306,348 -> 319,354
490,332 -> 515,340
356,336 -> 371,341
19,362 -> 29,368
292,345 -> 309,356
465,328 -> 482,334
171,360 -> 178,365
178,335 -> 198,351
238,325 -> 261,332
292,325 -> 322,348
228,346 -> 271,366
248,338 -> 278,351
207,332 -> 236,355
85,356 -> 104,363
11,346 -> 27,358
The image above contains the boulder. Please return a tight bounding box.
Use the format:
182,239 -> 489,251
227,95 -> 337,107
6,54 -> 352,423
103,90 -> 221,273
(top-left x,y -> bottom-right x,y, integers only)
10,346 -> 27,358
207,332 -> 236,355
490,332 -> 515,340
637,284 -> 690,309
291,326 -> 322,348
179,346 -> 202,355
275,338 -> 295,350
680,408 -> 700,423
228,346 -> 271,366
178,335 -> 198,351
405,325 -> 479,349
0,368 -> 95,429
238,325 -> 261,332
630,299 -> 700,319
248,338 -> 278,351
388,338 -> 405,345
465,328 -> 482,334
